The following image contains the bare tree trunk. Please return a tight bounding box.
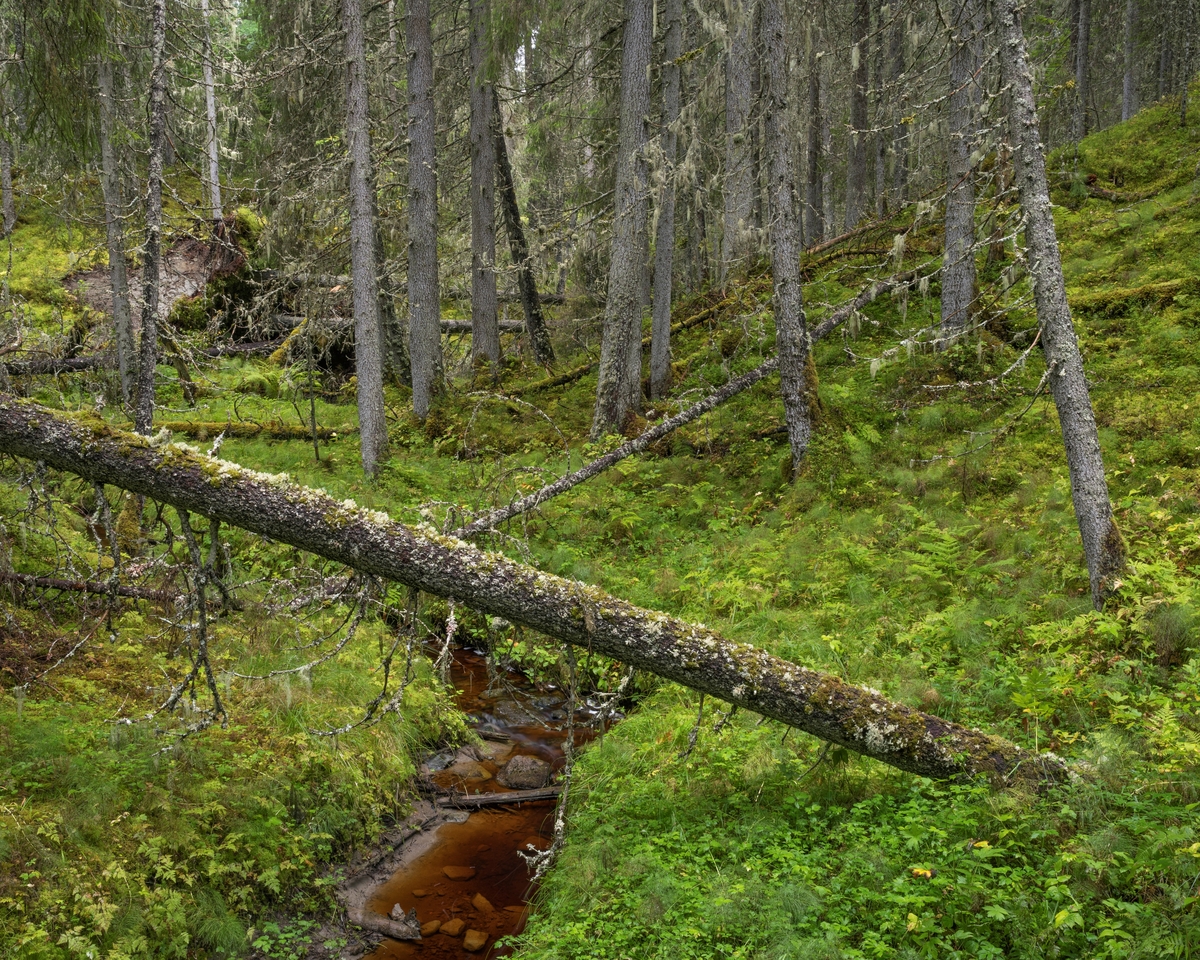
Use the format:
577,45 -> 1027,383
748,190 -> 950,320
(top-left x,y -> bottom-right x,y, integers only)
97,57 -> 135,404
821,49 -> 834,230
134,0 -> 169,436
0,133 -> 13,237
342,0 -> 389,477
1076,0 -> 1091,139
941,0 -> 983,343
721,0 -> 755,284
200,0 -> 222,228
406,0 -> 444,419
845,0 -> 870,229
762,0 -> 812,474
1182,0 -> 1194,125
1123,0 -> 1138,121
805,28 -> 824,243
492,89 -> 554,366
872,5 -> 886,218
469,0 -> 499,372
0,394 -> 1068,786
889,10 -> 909,203
650,0 -> 683,401
997,0 -> 1125,610
591,0 -> 652,437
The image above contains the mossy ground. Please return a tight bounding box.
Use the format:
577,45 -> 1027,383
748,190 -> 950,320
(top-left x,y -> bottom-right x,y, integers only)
3,96 -> 1200,958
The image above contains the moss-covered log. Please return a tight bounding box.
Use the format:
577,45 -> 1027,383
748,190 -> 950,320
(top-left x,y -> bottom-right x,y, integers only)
157,420 -> 355,441
0,394 -> 1068,785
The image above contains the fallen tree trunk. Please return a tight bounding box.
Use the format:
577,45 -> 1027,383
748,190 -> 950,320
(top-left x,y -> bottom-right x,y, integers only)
3,354 -> 110,377
157,420 -> 355,441
0,570 -> 180,603
0,394 -> 1065,785
436,786 -> 561,808
458,278 -> 907,538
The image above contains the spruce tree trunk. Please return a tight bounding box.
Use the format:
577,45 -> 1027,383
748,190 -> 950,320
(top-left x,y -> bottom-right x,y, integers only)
804,31 -> 823,243
940,0 -> 983,343
650,0 -> 683,401
1123,0 -> 1138,122
997,0 -> 1125,610
591,0 -> 652,437
845,0 -> 870,229
762,0 -> 812,473
0,133 -> 13,237
200,0 -> 222,228
1182,0 -> 1194,126
0,395 -> 1068,786
342,0 -> 389,477
492,89 -> 554,366
406,0 -> 444,419
721,0 -> 755,283
1076,0 -> 1091,139
97,56 -> 135,405
889,12 -> 909,203
872,7 -> 886,218
134,0 -> 168,437
469,0 -> 499,372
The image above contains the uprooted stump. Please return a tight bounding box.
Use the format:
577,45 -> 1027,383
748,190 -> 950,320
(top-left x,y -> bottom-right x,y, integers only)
0,395 -> 1070,787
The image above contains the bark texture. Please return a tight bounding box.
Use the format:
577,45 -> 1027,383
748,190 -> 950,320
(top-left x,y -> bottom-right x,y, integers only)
804,33 -> 824,243
997,0 -> 1125,610
469,0 -> 499,371
1123,0 -> 1137,122
650,0 -> 683,401
721,0 -> 755,282
342,0 -> 389,476
591,0 -> 653,437
406,0 -> 444,419
940,0 -> 983,343
492,89 -> 554,365
1075,0 -> 1091,139
845,0 -> 870,229
0,394 -> 1068,786
135,0 -> 169,436
97,56 -> 135,404
761,0 -> 812,473
201,0 -> 222,227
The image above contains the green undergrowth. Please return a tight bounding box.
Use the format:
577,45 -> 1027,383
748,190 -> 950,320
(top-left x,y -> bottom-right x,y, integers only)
3,98 -> 1200,957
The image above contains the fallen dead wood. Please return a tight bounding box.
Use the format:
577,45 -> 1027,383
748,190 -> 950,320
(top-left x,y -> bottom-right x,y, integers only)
458,278 -> 907,538
0,570 -> 180,603
436,786 -> 562,808
158,420 -> 355,441
441,319 -> 528,334
3,354 -> 110,377
0,394 -> 1068,785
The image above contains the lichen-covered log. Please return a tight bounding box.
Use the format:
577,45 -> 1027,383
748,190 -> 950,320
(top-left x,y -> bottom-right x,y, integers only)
0,395 -> 1067,785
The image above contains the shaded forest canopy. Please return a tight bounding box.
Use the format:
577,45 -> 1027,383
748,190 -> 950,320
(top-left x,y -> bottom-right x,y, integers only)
0,0 -> 1199,958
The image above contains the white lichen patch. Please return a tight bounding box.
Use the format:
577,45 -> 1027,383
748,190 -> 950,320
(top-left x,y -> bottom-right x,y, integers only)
862,719 -> 901,753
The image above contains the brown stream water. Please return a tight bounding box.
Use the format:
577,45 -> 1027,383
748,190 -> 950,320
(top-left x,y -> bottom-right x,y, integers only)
365,648 -> 600,960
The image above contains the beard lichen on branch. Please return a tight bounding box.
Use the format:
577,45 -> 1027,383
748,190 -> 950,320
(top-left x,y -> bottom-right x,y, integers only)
0,393 -> 1069,785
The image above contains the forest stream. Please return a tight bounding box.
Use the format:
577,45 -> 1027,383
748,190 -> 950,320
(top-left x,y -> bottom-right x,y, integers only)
362,648 -> 602,960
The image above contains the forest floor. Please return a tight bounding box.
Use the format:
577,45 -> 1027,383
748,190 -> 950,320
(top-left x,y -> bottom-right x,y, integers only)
2,96 -> 1200,959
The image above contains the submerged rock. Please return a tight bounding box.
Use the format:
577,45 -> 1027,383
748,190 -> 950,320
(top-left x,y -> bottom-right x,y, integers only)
471,892 -> 495,914
497,755 -> 551,789
420,920 -> 441,937
443,865 -> 476,881
441,918 -> 466,937
463,929 -> 488,952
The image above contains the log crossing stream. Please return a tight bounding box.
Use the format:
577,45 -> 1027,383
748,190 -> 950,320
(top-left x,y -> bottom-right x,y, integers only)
365,647 -> 602,959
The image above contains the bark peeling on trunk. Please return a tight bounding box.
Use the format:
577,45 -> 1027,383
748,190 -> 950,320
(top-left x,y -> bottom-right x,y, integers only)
997,0 -> 1124,609
0,395 -> 1067,786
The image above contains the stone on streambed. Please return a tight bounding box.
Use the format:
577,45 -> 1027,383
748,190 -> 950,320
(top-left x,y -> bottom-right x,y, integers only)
497,755 -> 551,789
420,920 -> 441,937
441,918 -> 466,937
463,929 -> 488,952
443,865 -> 476,880
471,892 -> 495,914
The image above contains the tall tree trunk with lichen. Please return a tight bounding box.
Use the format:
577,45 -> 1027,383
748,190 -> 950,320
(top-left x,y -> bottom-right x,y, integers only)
1075,0 -> 1091,139
591,0 -> 652,437
134,0 -> 168,436
997,0 -> 1125,610
469,0 -> 499,373
940,0 -> 983,343
98,55 -> 135,404
342,0 -> 388,476
406,0 -> 444,419
721,0 -> 754,283
0,394 -> 1070,787
762,0 -> 811,474
804,27 -> 823,243
1123,0 -> 1138,121
845,0 -> 870,229
200,0 -> 222,229
650,0 -> 682,400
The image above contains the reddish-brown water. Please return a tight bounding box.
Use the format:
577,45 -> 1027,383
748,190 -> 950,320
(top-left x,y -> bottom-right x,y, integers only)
366,648 -> 599,960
